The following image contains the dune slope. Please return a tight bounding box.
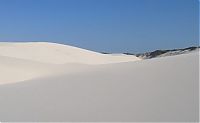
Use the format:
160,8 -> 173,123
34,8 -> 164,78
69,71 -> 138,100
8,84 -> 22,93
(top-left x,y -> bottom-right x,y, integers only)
0,42 -> 140,64
0,51 -> 198,122
0,42 -> 140,84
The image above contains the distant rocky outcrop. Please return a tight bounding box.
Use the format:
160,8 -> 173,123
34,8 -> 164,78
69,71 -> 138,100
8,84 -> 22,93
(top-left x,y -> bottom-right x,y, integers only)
121,46 -> 199,59
135,46 -> 199,59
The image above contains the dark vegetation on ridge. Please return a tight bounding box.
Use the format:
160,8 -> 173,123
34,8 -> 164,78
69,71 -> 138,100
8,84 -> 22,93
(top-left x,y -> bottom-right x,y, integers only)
102,46 -> 199,59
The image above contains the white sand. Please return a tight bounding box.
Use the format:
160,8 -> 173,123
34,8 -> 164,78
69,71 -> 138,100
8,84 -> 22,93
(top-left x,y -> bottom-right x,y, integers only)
0,42 -> 140,64
0,42 -> 198,122
0,42 -> 140,84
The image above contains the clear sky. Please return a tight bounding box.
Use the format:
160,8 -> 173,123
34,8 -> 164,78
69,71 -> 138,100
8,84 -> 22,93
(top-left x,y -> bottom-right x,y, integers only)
0,0 -> 198,53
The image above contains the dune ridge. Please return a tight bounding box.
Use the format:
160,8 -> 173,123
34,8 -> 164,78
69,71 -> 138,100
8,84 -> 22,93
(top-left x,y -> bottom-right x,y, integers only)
0,49 -> 198,122
0,42 -> 140,84
0,42 -> 140,64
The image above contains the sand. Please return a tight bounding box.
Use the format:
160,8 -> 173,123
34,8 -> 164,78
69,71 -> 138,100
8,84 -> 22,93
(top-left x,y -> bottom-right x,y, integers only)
0,42 -> 140,84
0,42 -> 140,64
0,42 -> 198,122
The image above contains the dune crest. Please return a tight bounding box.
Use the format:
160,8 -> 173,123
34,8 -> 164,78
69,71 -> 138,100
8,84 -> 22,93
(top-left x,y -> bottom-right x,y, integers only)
0,42 -> 140,64
0,42 -> 140,84
0,50 -> 198,122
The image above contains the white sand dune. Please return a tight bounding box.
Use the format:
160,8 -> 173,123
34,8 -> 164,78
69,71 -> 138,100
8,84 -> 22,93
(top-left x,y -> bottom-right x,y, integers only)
0,55 -> 92,84
0,42 -> 198,122
0,42 -> 140,84
0,42 -> 140,64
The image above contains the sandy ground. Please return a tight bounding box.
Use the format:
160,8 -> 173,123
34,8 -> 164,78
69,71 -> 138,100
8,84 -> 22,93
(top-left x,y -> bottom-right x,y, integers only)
0,42 -> 140,84
0,42 -> 198,122
0,42 -> 140,64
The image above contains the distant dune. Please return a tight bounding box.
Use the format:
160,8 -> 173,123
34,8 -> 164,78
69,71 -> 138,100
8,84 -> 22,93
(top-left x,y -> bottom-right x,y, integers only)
0,42 -> 140,84
0,42 -> 198,122
135,46 -> 199,59
0,42 -> 140,64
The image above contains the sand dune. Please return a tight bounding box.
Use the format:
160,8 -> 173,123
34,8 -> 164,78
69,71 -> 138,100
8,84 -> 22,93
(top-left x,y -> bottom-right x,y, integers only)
0,42 -> 140,64
0,55 -> 91,84
0,42 -> 198,122
0,42 -> 140,84
0,51 -> 199,122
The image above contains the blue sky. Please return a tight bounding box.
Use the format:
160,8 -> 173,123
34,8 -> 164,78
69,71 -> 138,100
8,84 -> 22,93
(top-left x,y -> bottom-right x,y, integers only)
0,0 -> 198,53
